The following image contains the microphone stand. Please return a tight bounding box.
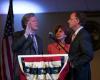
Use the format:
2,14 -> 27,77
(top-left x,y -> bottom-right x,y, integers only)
50,37 -> 68,53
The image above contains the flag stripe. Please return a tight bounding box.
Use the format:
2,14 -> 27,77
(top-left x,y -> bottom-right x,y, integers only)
26,74 -> 59,80
2,39 -> 11,80
24,66 -> 61,74
1,42 -> 7,80
5,38 -> 13,80
24,61 -> 62,68
23,56 -> 62,62
8,37 -> 13,62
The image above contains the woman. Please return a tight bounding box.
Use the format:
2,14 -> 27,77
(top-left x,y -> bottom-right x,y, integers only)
48,25 -> 70,54
47,25 -> 71,80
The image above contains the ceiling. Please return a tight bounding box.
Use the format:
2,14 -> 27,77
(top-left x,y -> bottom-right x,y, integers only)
0,0 -> 100,14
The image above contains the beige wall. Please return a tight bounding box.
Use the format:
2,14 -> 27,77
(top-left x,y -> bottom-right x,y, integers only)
91,49 -> 100,80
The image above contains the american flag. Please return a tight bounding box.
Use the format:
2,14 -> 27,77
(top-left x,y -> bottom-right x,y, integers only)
18,54 -> 69,80
1,0 -> 14,80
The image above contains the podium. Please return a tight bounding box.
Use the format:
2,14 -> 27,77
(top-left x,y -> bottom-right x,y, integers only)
18,54 -> 69,80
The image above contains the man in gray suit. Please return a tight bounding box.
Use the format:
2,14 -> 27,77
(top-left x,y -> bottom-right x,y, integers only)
12,13 -> 43,80
67,12 -> 94,80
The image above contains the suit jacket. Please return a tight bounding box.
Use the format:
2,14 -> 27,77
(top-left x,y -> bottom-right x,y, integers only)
12,30 -> 43,80
68,28 -> 93,80
12,30 -> 43,55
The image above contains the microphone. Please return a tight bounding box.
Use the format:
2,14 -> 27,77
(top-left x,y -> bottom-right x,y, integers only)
48,32 -> 54,37
48,32 -> 57,41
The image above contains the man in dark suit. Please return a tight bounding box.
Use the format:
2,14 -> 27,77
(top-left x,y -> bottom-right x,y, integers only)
12,13 -> 43,80
67,12 -> 94,80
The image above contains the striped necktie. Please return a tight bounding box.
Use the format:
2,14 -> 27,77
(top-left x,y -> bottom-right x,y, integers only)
71,34 -> 76,42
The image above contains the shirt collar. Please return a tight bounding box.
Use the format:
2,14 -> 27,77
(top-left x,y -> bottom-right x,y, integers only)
74,26 -> 83,35
30,32 -> 36,36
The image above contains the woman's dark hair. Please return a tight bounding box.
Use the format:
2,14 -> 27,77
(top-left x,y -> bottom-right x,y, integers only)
54,25 -> 68,35
21,13 -> 35,29
54,24 -> 71,44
